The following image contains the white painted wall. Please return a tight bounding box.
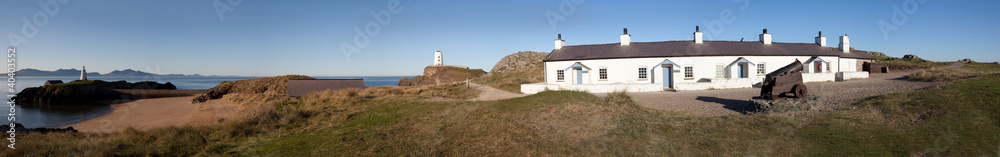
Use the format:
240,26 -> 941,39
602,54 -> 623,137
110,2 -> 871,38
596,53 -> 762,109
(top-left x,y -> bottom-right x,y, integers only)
839,58 -> 858,72
434,51 -> 443,65
536,55 -> 856,93
837,71 -> 869,81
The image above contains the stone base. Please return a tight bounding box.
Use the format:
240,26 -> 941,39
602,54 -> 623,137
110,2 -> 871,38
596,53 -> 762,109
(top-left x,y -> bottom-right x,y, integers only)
748,97 -> 821,113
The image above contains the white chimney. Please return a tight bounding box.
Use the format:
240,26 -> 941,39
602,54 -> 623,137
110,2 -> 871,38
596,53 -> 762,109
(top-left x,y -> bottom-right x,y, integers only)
759,28 -> 771,45
554,34 -> 565,49
815,31 -> 826,47
434,51 -> 443,65
620,28 -> 630,46
694,26 -> 703,44
839,34 -> 850,53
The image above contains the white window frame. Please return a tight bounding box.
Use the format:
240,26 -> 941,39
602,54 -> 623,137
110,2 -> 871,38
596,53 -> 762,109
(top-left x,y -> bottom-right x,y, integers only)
715,64 -> 725,78
684,66 -> 694,79
598,68 -> 608,81
637,66 -> 648,80
556,70 -> 564,82
757,62 -> 766,75
825,63 -> 831,73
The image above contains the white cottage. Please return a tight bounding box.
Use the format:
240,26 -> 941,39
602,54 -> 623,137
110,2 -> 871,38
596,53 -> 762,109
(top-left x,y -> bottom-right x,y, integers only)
521,27 -> 874,94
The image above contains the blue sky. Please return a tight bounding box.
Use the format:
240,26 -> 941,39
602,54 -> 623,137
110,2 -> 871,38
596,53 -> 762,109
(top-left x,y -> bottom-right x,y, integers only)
2,0 -> 997,76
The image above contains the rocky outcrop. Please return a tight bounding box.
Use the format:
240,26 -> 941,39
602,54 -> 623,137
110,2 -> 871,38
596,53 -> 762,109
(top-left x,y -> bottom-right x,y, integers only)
749,97 -> 820,113
15,80 -> 177,105
398,65 -> 486,86
902,54 -> 924,61
489,51 -> 548,75
0,123 -> 78,134
868,51 -> 888,58
191,75 -> 315,103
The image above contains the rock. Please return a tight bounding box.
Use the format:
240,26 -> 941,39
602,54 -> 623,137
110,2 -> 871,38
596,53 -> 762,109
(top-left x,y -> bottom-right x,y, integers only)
902,54 -> 924,61
748,97 -> 821,113
0,123 -> 78,134
398,65 -> 486,86
489,51 -> 548,75
867,51 -> 888,58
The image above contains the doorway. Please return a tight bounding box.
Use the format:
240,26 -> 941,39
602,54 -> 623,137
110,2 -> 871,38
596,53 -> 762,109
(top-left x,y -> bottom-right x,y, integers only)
662,65 -> 673,88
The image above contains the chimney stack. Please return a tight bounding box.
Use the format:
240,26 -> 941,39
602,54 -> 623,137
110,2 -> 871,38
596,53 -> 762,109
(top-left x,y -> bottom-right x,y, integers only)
759,28 -> 771,45
694,26 -> 703,44
839,34 -> 850,53
554,34 -> 565,49
815,31 -> 826,47
620,28 -> 631,46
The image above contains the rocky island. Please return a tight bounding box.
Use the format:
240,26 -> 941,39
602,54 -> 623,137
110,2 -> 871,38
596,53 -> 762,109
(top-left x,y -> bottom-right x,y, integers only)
15,80 -> 178,105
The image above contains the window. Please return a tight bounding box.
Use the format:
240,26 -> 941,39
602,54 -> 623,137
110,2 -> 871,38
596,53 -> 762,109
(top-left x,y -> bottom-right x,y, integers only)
716,64 -> 724,78
757,63 -> 766,75
599,68 -> 608,80
638,68 -> 647,79
556,70 -> 564,81
684,67 -> 694,78
825,63 -> 831,73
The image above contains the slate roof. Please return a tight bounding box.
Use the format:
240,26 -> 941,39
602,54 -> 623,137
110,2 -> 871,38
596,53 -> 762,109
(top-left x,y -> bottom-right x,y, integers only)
545,40 -> 874,61
287,79 -> 365,97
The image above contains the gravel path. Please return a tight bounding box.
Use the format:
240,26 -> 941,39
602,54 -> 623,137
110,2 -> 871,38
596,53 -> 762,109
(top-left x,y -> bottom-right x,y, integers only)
470,82 -> 527,101
627,63 -> 965,116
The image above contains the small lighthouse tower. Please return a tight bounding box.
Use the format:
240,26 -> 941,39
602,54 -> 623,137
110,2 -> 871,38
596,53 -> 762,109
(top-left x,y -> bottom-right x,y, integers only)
434,51 -> 443,65
80,66 -> 88,80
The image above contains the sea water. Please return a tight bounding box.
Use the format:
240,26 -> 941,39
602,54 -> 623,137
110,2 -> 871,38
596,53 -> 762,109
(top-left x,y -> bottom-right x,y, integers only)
11,76 -> 412,128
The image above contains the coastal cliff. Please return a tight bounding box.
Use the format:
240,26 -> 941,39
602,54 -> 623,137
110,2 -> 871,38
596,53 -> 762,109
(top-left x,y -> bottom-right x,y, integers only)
15,80 -> 177,105
398,65 -> 486,86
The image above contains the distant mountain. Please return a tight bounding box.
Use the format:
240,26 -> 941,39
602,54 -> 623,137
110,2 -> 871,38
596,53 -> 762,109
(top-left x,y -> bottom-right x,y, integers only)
103,69 -> 156,77
13,68 -> 102,77
9,68 -> 202,77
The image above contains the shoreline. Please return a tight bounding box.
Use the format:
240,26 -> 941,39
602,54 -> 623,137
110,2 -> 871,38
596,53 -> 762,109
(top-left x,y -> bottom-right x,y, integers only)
63,95 -> 239,133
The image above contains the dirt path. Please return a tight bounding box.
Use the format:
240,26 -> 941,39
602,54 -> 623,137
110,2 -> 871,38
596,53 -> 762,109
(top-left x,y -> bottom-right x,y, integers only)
469,82 -> 526,101
628,62 -> 966,116
65,96 -> 239,132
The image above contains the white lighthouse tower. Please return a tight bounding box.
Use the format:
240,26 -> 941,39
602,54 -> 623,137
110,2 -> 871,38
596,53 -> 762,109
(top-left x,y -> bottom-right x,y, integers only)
80,66 -> 88,80
434,51 -> 443,65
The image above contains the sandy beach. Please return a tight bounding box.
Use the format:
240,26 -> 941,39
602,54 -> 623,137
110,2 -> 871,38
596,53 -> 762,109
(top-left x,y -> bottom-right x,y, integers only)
66,96 -> 239,133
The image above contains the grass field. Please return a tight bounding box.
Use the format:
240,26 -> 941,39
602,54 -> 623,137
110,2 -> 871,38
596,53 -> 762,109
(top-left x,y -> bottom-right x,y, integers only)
7,64 -> 1000,156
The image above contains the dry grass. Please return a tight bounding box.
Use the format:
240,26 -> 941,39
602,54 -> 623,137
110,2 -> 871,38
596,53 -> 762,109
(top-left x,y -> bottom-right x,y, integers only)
474,65 -> 544,93
906,63 -> 1000,81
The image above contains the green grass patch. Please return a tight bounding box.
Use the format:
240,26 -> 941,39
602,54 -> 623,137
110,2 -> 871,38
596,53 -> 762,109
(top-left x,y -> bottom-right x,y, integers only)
907,63 -> 1000,81
873,55 -> 952,70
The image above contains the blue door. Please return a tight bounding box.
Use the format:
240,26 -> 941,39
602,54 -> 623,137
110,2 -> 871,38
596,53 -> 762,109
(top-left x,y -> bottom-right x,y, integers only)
738,64 -> 745,78
662,66 -> 672,88
576,69 -> 583,84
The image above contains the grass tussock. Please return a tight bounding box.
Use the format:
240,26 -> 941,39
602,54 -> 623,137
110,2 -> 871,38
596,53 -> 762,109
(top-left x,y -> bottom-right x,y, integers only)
474,65 -> 544,93
906,63 -> 1000,81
